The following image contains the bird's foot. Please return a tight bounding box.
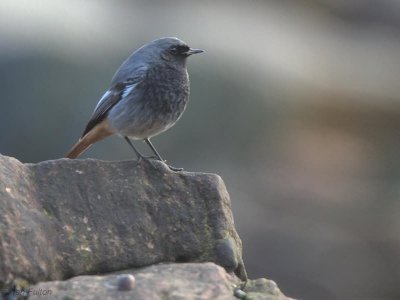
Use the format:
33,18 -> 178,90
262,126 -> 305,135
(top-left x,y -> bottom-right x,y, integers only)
141,155 -> 159,160
167,165 -> 184,172
136,156 -> 183,172
152,158 -> 183,172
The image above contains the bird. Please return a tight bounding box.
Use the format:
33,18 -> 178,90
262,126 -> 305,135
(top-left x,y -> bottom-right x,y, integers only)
65,37 -> 204,170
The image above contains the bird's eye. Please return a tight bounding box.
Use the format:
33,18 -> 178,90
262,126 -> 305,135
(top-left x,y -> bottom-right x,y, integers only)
169,47 -> 178,55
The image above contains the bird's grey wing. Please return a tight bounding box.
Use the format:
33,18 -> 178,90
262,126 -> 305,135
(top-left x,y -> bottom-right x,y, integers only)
81,70 -> 146,137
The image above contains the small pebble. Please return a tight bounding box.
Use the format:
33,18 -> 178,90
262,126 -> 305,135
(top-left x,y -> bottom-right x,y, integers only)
117,274 -> 136,291
234,287 -> 247,299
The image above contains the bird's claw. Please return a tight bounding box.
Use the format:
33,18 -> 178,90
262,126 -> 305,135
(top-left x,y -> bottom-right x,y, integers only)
136,156 -> 183,172
143,155 -> 159,160
167,165 -> 183,172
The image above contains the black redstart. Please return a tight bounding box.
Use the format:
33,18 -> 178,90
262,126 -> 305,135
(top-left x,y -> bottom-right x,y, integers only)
65,37 -> 203,170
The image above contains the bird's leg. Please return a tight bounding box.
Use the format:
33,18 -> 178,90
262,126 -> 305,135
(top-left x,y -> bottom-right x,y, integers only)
124,136 -> 146,161
144,138 -> 165,162
144,138 -> 183,171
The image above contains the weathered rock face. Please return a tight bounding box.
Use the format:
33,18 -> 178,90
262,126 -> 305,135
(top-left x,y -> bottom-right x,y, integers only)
0,154 -> 246,288
28,263 -> 291,300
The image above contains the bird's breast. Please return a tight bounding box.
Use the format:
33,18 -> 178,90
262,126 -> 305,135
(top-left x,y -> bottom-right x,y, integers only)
109,65 -> 190,139
141,66 -> 190,119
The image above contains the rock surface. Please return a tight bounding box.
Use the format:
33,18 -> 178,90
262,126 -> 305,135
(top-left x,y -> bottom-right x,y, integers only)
28,262 -> 292,300
0,154 -> 246,288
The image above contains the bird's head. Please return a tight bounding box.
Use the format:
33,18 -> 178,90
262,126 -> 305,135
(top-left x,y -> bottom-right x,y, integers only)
111,37 -> 204,84
141,37 -> 204,66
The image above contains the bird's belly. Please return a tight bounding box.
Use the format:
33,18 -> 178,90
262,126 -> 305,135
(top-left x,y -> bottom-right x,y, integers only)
108,94 -> 187,139
124,117 -> 178,140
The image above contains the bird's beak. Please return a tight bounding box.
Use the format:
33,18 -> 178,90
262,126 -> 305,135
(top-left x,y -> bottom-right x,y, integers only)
185,48 -> 204,55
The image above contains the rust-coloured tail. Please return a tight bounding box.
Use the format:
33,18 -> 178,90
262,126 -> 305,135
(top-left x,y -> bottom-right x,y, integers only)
65,119 -> 114,159
65,138 -> 94,159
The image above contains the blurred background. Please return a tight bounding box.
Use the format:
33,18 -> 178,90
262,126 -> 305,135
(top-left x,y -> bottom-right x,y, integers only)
1,0 -> 400,299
